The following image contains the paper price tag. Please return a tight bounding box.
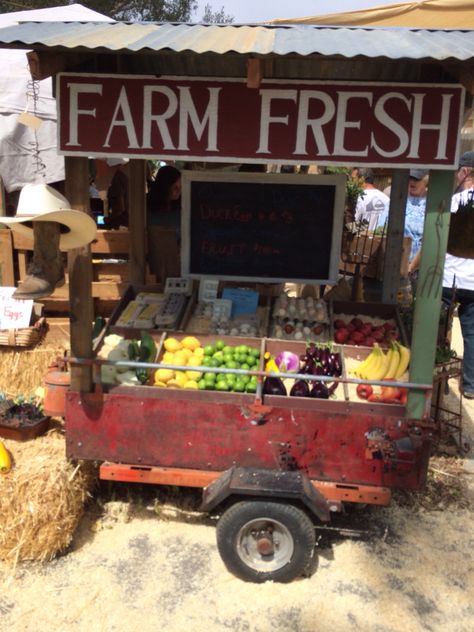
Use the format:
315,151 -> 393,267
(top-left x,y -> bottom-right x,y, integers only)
0,288 -> 33,330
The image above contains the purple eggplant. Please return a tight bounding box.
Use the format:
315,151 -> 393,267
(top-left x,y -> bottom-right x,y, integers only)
290,379 -> 310,397
263,377 -> 287,396
306,343 -> 318,360
332,353 -> 342,377
310,381 -> 330,399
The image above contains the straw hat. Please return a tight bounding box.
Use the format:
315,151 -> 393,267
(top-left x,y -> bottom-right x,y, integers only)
0,183 -> 97,250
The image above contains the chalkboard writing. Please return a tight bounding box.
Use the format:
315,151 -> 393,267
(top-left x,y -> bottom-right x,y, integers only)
181,172 -> 345,284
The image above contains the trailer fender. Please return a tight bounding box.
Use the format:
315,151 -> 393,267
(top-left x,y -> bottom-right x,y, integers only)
200,467 -> 331,523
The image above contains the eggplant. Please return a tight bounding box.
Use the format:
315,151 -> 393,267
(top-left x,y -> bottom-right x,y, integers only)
332,353 -> 342,377
310,381 -> 330,399
320,347 -> 330,369
306,344 -> 318,360
290,379 -> 310,397
263,376 -> 287,396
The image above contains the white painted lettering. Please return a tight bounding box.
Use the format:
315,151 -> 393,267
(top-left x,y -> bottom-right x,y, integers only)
66,82 -> 102,146
178,87 -> 221,151
333,91 -> 372,156
371,92 -> 410,157
142,86 -> 178,150
104,86 -> 139,148
293,91 -> 335,155
257,89 -> 297,154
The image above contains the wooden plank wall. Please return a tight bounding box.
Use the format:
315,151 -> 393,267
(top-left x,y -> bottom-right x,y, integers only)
0,228 -> 156,315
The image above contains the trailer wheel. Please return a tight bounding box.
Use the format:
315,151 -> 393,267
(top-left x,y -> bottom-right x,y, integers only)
216,500 -> 316,583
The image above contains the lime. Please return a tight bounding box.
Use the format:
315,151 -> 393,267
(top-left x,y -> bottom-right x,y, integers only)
241,375 -> 250,385
209,357 -> 222,368
245,381 -> 257,393
236,345 -> 248,355
198,379 -> 207,390
213,350 -> 225,363
226,373 -> 236,386
233,379 -> 245,392
249,347 -> 260,358
222,345 -> 233,355
204,344 -> 215,356
215,339 -> 226,351
204,372 -> 216,383
202,356 -> 213,367
240,362 -> 250,371
216,379 -> 229,391
226,360 -> 238,370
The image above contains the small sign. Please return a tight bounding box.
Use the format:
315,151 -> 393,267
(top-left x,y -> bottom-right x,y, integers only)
0,288 -> 33,330
222,288 -> 259,317
17,111 -> 42,130
198,279 -> 219,302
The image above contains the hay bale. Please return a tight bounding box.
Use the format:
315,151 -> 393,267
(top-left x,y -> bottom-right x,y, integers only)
0,429 -> 96,565
0,348 -> 66,399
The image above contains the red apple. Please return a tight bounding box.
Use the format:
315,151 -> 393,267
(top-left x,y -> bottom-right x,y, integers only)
347,323 -> 356,333
334,328 -> 349,343
350,331 -> 365,344
334,319 -> 346,329
360,323 -> 373,336
363,336 -> 376,347
350,317 -> 364,329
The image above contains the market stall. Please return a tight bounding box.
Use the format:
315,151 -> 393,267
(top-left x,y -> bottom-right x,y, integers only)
0,19 -> 472,582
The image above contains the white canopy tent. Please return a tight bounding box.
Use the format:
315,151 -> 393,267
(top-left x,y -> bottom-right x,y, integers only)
0,3 -> 112,194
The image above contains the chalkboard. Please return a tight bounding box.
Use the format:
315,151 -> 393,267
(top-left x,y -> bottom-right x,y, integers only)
181,171 -> 346,284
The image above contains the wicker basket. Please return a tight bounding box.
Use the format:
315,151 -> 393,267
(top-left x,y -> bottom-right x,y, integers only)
0,317 -> 47,348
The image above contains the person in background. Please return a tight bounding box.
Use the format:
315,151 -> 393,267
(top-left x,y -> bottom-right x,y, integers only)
378,168 -> 429,267
106,158 -> 129,229
442,150 -> 474,398
146,165 -> 182,282
352,167 -> 390,231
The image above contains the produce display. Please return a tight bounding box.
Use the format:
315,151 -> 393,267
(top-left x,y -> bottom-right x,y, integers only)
333,315 -> 400,346
270,294 -> 329,341
98,332 -> 157,385
263,343 -> 343,399
154,336 -> 260,393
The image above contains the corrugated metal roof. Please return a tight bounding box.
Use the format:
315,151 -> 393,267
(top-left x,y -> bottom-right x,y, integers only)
0,21 -> 472,61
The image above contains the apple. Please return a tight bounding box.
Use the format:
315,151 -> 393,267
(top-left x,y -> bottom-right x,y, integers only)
350,331 -> 365,344
334,319 -> 346,329
350,317 -> 364,329
363,336 -> 376,347
334,328 -> 349,343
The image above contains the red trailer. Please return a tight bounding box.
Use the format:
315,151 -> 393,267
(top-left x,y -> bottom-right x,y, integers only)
0,19 -> 470,582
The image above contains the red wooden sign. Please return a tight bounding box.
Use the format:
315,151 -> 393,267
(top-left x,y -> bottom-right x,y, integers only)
57,73 -> 464,168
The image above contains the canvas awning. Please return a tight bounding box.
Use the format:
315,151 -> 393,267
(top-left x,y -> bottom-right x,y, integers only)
271,0 -> 474,29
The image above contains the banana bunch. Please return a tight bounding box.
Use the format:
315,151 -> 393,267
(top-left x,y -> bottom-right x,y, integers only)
352,342 -> 410,380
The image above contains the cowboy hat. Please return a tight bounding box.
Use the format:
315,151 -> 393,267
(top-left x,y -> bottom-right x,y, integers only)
0,183 -> 97,250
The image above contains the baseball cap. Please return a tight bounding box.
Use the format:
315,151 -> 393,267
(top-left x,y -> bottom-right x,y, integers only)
409,169 -> 429,180
459,151 -> 474,168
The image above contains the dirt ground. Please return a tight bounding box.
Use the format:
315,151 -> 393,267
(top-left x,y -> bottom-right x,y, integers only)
1,318 -> 474,632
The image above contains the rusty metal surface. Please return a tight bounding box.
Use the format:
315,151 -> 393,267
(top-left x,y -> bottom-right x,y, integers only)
66,390 -> 432,491
0,21 -> 471,62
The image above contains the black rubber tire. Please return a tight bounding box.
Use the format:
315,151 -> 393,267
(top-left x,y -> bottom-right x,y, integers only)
216,500 -> 316,583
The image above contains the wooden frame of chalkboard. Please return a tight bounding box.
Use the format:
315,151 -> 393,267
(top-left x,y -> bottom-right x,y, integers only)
181,171 -> 346,284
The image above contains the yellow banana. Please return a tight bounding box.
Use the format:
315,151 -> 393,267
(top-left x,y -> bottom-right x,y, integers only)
368,347 -> 391,380
395,342 -> 410,378
352,347 -> 378,377
384,345 -> 400,380
0,440 -> 12,474
360,346 -> 380,379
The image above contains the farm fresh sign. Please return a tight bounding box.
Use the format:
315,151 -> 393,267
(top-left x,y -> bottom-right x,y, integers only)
57,74 -> 464,168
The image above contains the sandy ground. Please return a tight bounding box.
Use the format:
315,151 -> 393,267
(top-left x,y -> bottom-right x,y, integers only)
1,318 -> 474,632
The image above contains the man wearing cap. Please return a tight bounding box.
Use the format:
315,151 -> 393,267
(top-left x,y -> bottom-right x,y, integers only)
352,167 -> 390,231
442,150 -> 474,398
377,168 -> 429,265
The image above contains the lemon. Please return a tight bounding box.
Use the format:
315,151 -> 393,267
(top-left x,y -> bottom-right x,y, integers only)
154,368 -> 174,383
172,352 -> 188,367
162,351 -> 175,364
153,380 -> 167,388
181,336 -> 201,351
193,347 -> 205,358
184,380 -> 199,389
179,348 -> 193,361
167,378 -> 183,389
174,370 -> 188,387
164,337 -> 182,352
186,369 -> 202,381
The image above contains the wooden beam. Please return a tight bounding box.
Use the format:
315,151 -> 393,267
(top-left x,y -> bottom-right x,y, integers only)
27,50 -> 90,81
65,156 -> 94,393
0,229 -> 14,286
247,58 -> 263,89
128,159 -> 146,285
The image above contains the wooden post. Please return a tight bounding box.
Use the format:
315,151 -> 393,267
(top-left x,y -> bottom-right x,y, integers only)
128,159 -> 146,285
0,228 -> 14,286
65,156 -> 94,392
382,170 -> 409,304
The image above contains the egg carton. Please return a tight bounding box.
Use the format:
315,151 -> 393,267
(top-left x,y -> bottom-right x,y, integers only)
272,294 -> 329,324
154,293 -> 187,329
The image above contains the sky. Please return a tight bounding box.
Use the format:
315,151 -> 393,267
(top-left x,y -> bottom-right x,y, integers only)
197,0 -> 399,23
